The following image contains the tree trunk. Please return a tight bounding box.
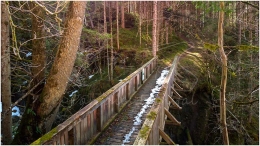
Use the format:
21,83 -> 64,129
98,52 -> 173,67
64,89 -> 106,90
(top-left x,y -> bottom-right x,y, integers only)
109,2 -> 114,82
121,2 -> 125,28
1,2 -> 12,144
152,1 -> 157,57
218,2 -> 229,145
30,1 -> 46,97
116,1 -> 119,50
104,1 -> 110,81
139,1 -> 142,46
12,2 -> 86,144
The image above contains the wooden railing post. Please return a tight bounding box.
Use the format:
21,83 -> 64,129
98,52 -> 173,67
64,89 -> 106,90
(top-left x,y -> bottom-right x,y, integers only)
114,92 -> 119,113
97,106 -> 103,131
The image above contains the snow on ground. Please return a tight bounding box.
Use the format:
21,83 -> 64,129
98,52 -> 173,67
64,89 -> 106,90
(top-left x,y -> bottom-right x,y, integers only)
69,90 -> 78,97
26,52 -> 32,57
122,68 -> 169,145
88,75 -> 94,79
12,106 -> 21,117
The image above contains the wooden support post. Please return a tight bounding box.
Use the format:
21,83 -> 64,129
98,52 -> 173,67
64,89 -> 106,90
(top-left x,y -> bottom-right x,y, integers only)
173,80 -> 183,90
159,128 -> 175,145
171,87 -> 182,99
97,106 -> 103,131
126,83 -> 129,100
164,107 -> 181,126
168,95 -> 182,110
114,92 -> 119,113
176,72 -> 184,79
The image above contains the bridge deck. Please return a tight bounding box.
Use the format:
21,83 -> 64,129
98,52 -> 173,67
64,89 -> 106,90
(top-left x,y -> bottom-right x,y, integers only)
94,68 -> 164,145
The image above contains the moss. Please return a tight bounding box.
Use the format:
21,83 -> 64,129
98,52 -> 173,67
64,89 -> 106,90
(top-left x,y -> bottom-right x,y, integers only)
203,43 -> 218,52
155,98 -> 162,103
30,127 -> 58,145
147,111 -> 157,120
96,89 -> 113,102
140,125 -> 150,138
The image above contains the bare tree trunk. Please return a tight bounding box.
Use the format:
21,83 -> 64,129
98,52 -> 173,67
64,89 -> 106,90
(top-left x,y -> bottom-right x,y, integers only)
116,1 -> 119,50
121,2 -> 125,28
218,2 -> 229,145
152,1 -> 157,57
12,2 -> 86,144
1,2 -> 12,144
139,1 -> 142,46
156,2 -> 161,51
104,1 -> 110,81
109,2 -> 114,82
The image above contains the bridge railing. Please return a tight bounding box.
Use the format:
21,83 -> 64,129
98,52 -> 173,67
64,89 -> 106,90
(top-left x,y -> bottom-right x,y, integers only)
31,57 -> 157,145
134,55 -> 179,145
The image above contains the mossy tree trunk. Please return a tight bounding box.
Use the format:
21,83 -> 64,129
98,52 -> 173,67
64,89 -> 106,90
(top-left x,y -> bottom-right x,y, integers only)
1,2 -> 12,144
12,2 -> 86,144
218,2 -> 229,145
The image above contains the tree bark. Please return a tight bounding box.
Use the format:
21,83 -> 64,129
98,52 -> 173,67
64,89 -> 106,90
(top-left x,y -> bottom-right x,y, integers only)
218,2 -> 229,145
30,1 -> 46,96
116,1 -> 119,50
121,2 -> 125,28
152,1 -> 157,57
104,1 -> 110,81
109,2 -> 113,82
1,2 -> 12,144
139,1 -> 142,46
12,2 -> 86,144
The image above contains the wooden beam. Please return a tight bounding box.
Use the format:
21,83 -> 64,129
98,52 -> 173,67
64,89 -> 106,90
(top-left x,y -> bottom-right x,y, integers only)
173,80 -> 183,90
164,107 -> 181,126
176,72 -> 184,79
171,87 -> 182,98
159,128 -> 175,145
168,95 -> 182,110
165,120 -> 180,126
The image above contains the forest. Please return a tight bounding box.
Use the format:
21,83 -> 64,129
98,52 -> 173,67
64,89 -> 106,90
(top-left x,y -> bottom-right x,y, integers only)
1,1 -> 259,145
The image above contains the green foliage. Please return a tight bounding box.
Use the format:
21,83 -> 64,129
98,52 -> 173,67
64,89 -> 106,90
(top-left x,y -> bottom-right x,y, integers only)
193,1 -> 234,14
203,43 -> 218,52
237,45 -> 259,51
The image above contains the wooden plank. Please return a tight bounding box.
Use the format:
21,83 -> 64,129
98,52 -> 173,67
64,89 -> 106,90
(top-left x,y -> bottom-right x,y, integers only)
173,80 -> 183,90
60,133 -> 65,145
159,128 -> 175,145
64,128 -> 68,144
83,115 -> 88,142
114,92 -> 119,113
171,87 -> 182,98
75,122 -> 81,144
97,105 -> 103,131
164,108 -> 181,126
80,118 -> 85,144
168,95 -> 182,110
165,120 -> 180,126
87,114 -> 91,140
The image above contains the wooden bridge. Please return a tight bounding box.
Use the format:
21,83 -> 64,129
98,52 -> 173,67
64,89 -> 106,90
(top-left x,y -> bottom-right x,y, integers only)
31,55 -> 183,145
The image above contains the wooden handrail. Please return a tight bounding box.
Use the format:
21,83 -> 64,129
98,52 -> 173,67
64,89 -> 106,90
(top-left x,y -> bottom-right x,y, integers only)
134,55 -> 180,145
31,57 -> 157,145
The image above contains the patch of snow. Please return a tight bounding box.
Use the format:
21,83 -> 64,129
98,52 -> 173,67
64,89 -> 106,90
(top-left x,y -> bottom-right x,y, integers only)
69,90 -> 78,97
122,127 -> 135,144
133,69 -> 169,126
122,68 -> 169,144
88,75 -> 94,79
26,52 -> 32,57
119,79 -> 123,82
23,80 -> 28,85
12,106 -> 21,117
0,102 -> 2,112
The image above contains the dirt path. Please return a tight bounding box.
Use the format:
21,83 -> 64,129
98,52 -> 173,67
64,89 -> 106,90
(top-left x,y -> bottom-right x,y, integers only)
94,67 -> 165,145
